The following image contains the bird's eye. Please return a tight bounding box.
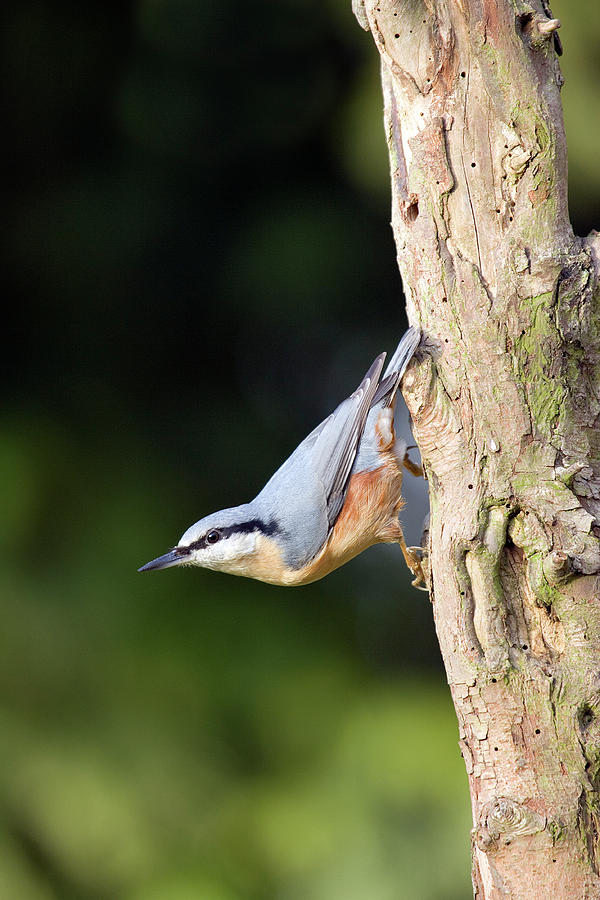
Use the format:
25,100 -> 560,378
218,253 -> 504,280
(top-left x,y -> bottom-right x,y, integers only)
206,529 -> 221,544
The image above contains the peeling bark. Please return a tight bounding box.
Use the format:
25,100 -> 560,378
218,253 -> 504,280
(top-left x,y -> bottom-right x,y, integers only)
355,0 -> 600,895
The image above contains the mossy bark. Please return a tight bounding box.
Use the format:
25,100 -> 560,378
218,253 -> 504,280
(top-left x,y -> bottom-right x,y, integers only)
355,0 -> 600,895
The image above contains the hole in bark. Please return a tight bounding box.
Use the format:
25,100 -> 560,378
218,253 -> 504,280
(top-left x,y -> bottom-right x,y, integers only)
444,338 -> 449,343
491,678 -> 497,683
460,71 -> 466,77
494,746 -> 499,751
468,483 -> 473,489
535,728 -> 541,734
395,33 -> 400,38
405,200 -> 419,223
471,162 -> 476,167
522,644 -> 528,650
496,208 -> 501,213
509,216 -> 514,222
579,704 -> 594,731
518,11 -> 534,32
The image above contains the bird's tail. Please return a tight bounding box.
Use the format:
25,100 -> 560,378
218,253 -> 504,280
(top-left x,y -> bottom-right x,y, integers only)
371,325 -> 421,408
383,325 -> 421,379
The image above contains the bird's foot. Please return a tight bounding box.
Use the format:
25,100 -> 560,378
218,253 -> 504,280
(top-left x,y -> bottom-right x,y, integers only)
402,544 -> 429,592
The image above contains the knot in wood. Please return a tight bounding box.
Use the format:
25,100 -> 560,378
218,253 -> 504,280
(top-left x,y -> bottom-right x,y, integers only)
475,796 -> 546,853
518,9 -> 562,52
542,549 -> 572,585
506,144 -> 531,176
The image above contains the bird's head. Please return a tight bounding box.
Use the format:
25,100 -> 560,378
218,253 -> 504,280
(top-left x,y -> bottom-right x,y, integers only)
138,505 -> 284,581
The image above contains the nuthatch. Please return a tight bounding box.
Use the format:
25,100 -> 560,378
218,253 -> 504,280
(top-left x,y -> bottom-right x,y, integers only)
139,327 -> 425,588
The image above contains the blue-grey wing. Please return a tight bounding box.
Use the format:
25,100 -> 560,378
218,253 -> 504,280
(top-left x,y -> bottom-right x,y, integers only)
253,353 -> 386,568
312,352 -> 386,525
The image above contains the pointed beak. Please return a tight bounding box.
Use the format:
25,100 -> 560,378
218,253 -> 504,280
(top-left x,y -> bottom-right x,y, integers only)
138,549 -> 188,573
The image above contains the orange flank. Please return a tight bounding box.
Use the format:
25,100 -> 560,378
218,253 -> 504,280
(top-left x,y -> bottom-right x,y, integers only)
277,461 -> 406,586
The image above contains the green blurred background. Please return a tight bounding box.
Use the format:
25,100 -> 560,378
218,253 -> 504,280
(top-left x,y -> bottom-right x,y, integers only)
2,2 -> 598,898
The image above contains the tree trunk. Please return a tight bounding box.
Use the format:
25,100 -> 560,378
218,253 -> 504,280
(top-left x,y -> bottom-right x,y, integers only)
354,0 -> 600,896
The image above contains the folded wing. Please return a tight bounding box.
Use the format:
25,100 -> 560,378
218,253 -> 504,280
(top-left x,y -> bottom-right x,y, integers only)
254,327 -> 420,569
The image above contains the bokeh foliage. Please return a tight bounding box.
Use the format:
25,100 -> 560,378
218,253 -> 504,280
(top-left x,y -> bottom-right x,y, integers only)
2,0 -> 598,897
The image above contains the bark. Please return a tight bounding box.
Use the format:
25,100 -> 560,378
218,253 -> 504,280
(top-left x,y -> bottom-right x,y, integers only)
354,0 -> 600,896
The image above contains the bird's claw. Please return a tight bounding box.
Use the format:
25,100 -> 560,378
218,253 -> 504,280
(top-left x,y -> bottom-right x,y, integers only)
403,454 -> 424,478
407,545 -> 425,557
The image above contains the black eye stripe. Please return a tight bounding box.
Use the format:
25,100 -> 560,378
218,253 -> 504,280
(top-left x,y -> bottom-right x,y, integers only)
221,519 -> 280,539
183,518 -> 281,552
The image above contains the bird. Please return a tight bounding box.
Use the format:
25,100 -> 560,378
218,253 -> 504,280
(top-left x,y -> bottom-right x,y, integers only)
138,326 -> 426,589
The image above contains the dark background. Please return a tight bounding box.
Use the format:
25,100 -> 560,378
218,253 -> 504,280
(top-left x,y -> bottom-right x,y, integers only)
3,1 -> 598,898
